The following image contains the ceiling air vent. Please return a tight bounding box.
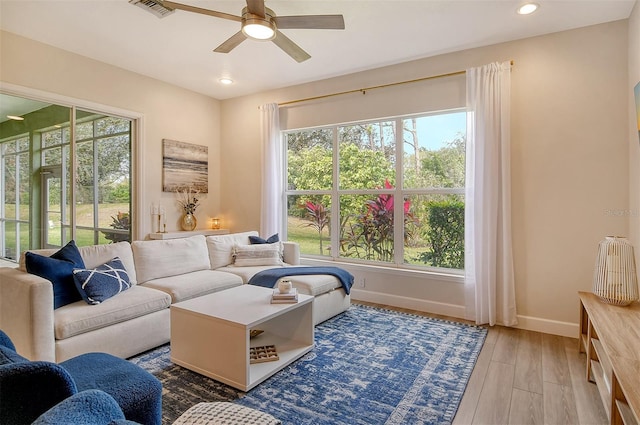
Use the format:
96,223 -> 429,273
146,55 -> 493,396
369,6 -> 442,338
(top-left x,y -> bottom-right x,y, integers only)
129,0 -> 175,18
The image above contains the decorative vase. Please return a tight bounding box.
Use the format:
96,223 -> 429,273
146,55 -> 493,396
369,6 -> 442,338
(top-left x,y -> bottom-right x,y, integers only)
593,236 -> 639,306
181,213 -> 197,231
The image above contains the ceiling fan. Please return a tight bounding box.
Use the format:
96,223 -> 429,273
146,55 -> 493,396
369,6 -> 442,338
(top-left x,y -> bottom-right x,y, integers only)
131,0 -> 345,62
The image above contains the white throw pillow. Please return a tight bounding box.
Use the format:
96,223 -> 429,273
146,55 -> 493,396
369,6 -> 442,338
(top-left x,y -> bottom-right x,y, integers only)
233,243 -> 283,267
206,231 -> 258,269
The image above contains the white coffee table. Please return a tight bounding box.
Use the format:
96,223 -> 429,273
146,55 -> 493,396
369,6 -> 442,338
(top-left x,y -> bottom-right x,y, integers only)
170,284 -> 314,391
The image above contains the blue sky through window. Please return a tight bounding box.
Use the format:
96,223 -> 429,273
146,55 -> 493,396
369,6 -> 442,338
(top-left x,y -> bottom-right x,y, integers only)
415,111 -> 466,151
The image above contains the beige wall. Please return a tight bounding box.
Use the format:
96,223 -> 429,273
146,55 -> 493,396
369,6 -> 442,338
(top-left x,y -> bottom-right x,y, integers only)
0,30 -> 222,239
221,20 -> 630,335
629,2 -> 640,280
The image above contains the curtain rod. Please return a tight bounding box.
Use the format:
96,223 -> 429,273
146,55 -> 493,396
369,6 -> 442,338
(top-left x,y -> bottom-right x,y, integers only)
277,60 -> 514,107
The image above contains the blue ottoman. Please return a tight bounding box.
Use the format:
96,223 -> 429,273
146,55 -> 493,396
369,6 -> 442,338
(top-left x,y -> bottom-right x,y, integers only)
61,353 -> 162,425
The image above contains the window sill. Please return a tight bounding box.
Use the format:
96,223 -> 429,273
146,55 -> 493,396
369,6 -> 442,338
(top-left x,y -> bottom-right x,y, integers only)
300,257 -> 464,284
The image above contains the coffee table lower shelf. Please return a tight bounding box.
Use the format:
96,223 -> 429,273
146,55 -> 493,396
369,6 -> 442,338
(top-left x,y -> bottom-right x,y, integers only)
170,285 -> 314,391
172,333 -> 313,391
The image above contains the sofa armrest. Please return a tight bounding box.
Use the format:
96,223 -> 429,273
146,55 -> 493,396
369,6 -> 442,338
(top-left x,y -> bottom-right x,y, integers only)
282,242 -> 300,265
0,268 -> 56,361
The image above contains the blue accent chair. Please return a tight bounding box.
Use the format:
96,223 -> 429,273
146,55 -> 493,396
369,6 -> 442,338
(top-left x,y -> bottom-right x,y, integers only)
0,330 -> 162,425
32,389 -> 141,425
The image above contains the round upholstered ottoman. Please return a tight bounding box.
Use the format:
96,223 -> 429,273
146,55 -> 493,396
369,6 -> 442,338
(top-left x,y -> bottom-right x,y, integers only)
60,353 -> 162,425
174,402 -> 281,425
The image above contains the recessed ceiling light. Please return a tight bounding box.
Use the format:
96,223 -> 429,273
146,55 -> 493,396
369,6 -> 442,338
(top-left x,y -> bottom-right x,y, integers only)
219,78 -> 234,85
7,115 -> 24,121
517,3 -> 539,15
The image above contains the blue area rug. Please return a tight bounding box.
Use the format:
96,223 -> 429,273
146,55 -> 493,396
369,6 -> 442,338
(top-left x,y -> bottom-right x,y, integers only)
130,304 -> 486,425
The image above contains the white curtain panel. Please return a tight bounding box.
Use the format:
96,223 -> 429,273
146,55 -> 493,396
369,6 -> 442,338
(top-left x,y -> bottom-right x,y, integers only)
464,62 -> 517,326
259,103 -> 282,237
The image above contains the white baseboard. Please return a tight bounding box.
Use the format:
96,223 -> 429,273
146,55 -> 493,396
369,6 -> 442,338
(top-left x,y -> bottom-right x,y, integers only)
350,289 -> 578,337
350,288 -> 466,319
513,315 -> 578,338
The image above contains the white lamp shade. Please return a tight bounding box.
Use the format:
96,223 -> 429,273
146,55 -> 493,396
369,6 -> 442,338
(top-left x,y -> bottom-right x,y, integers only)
593,236 -> 639,306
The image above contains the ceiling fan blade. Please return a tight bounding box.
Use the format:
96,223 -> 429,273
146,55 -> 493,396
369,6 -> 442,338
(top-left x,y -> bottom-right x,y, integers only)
214,31 -> 247,53
273,15 -> 345,30
272,30 -> 311,63
162,0 -> 242,22
245,0 -> 265,17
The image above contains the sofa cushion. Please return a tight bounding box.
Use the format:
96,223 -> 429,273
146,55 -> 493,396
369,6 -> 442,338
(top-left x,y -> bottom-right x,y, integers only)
206,231 -> 258,269
72,258 -> 132,305
53,286 -> 171,340
141,270 -> 243,303
289,274 -> 342,296
132,235 -> 210,284
233,243 -> 283,267
78,242 -> 138,285
25,240 -> 86,309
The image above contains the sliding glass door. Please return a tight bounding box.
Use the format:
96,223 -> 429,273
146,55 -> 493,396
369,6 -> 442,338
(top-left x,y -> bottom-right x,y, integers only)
40,165 -> 63,248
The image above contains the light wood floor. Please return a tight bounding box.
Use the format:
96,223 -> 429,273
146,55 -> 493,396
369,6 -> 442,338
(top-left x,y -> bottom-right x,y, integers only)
356,301 -> 608,425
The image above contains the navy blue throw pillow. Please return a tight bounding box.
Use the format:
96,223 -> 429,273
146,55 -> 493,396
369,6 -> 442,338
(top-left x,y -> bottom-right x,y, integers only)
73,257 -> 131,305
25,240 -> 86,309
249,233 -> 279,244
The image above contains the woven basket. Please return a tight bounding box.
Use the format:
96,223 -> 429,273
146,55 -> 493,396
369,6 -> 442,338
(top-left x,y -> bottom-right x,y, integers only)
593,236 -> 639,306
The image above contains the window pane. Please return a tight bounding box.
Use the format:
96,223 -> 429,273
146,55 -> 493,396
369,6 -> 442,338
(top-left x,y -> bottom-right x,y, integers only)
4,142 -> 16,154
96,116 -> 130,136
43,129 -> 63,147
339,193 -> 394,263
4,155 -> 16,218
97,132 -> 131,242
339,122 -> 395,189
17,137 -> 29,152
75,121 -> 94,141
286,129 -> 333,191
404,194 -> 464,269
75,228 -> 97,247
47,211 -> 62,246
403,112 -> 466,189
4,222 -> 17,260
19,222 -> 29,257
43,147 -> 62,166
287,194 -> 331,257
76,141 -> 94,227
18,153 -> 30,221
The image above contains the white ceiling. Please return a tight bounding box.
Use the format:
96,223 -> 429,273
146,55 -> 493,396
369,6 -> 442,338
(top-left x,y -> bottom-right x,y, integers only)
0,0 -> 636,100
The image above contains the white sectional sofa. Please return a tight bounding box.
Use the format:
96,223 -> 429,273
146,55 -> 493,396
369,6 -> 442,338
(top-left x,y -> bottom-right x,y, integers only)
0,231 -> 350,362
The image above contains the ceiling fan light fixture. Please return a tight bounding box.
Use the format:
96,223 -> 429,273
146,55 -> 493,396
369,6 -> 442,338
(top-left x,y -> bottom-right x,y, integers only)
242,20 -> 276,40
517,3 -> 539,15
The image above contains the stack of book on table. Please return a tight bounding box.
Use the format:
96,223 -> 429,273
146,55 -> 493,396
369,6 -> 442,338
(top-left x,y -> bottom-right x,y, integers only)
271,288 -> 298,304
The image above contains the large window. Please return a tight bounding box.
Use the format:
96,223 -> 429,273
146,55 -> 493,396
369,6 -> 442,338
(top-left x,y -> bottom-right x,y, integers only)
40,113 -> 131,247
0,93 -> 133,260
285,110 -> 466,271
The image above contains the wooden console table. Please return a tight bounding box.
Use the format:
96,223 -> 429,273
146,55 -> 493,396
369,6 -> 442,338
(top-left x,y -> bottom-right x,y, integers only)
578,291 -> 640,425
